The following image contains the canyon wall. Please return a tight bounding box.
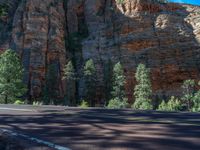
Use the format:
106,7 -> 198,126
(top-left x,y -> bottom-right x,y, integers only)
0,0 -> 200,104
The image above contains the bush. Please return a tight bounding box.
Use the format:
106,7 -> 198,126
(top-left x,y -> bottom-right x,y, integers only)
167,96 -> 182,111
158,96 -> 182,111
132,100 -> 153,110
191,91 -> 200,112
107,98 -> 128,109
14,100 -> 24,105
158,100 -> 168,111
79,100 -> 89,108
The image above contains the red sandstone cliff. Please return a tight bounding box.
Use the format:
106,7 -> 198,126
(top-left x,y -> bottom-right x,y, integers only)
0,0 -> 200,103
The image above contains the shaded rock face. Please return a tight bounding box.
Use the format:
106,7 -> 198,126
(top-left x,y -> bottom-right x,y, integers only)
0,0 -> 200,102
14,0 -> 66,100
2,0 -> 67,99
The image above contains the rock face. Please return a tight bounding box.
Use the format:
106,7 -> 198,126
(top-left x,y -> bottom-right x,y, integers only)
11,0 -> 67,100
1,0 -> 67,100
0,0 -> 200,103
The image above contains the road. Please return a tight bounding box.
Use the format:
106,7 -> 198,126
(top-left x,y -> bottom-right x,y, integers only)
0,104 -> 200,150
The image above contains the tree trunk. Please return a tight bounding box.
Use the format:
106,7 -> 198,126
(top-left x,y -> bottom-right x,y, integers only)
5,95 -> 8,104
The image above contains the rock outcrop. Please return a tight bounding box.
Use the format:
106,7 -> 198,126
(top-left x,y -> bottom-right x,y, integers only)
1,0 -> 67,100
0,0 -> 200,104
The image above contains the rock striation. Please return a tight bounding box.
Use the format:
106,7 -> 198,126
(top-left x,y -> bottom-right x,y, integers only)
0,0 -> 200,103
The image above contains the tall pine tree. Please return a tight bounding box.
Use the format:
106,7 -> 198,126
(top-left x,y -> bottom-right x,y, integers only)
63,60 -> 76,106
133,63 -> 152,110
84,59 -> 96,107
107,62 -> 128,109
0,49 -> 27,104
111,62 -> 126,100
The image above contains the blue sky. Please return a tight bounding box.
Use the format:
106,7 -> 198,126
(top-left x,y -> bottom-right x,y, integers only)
169,0 -> 200,6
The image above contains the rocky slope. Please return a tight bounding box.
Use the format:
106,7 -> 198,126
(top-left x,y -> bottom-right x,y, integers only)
0,0 -> 200,104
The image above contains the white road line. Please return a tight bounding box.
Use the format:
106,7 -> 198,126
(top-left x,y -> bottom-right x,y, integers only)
1,129 -> 71,150
0,108 -> 34,112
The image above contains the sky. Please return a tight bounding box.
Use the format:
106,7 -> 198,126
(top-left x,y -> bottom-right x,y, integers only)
169,0 -> 200,6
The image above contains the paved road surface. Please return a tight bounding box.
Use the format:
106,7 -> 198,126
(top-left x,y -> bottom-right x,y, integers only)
0,104 -> 200,150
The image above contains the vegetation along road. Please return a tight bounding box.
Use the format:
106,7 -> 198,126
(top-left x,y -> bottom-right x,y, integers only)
0,105 -> 200,150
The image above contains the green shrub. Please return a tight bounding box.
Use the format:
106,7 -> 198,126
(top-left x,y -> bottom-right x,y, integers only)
14,100 -> 24,105
107,98 -> 128,109
191,91 -> 200,112
167,96 -> 182,111
132,100 -> 153,110
158,100 -> 168,111
79,100 -> 89,108
158,96 -> 182,111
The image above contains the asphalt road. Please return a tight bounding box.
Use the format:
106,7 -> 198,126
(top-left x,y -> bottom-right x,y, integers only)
0,104 -> 200,150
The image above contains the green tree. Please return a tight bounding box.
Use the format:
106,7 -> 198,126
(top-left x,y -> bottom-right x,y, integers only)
107,62 -> 128,109
133,64 -> 153,110
182,79 -> 195,111
111,62 -> 126,100
84,59 -> 96,107
0,49 -> 27,104
63,60 -> 76,106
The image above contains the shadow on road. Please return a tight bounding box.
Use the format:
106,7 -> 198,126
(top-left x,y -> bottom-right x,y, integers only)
0,108 -> 200,150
